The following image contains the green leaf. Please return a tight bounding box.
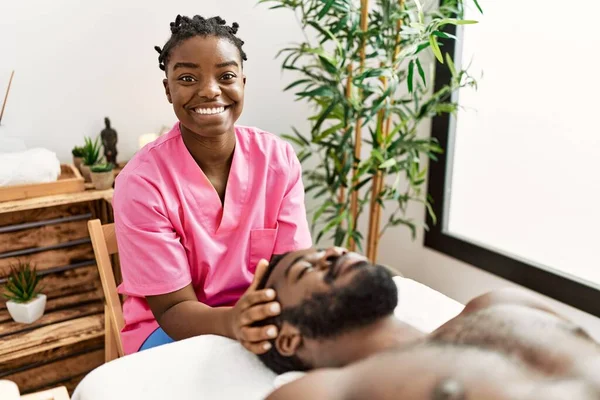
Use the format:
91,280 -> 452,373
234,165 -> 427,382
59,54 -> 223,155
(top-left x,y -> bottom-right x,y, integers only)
312,101 -> 337,136
314,122 -> 345,142
433,31 -> 457,40
291,127 -> 311,146
282,134 -> 308,147
415,58 -> 426,85
312,200 -> 333,224
379,158 -> 397,169
445,53 -> 457,77
414,42 -> 430,55
455,19 -> 478,25
407,60 -> 415,93
429,35 -> 444,63
297,85 -> 335,98
473,0 -> 484,14
284,79 -> 313,92
320,211 -> 347,238
307,21 -> 343,56
355,68 -> 391,82
439,18 -> 478,26
317,0 -> 336,19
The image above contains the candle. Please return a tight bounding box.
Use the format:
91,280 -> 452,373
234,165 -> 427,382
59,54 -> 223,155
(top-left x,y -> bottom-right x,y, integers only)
138,133 -> 158,149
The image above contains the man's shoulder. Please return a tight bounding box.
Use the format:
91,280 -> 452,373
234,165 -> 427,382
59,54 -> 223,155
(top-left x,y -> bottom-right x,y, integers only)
266,369 -> 347,400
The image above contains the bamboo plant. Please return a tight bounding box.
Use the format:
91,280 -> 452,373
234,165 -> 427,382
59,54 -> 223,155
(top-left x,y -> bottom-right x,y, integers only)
260,0 -> 481,260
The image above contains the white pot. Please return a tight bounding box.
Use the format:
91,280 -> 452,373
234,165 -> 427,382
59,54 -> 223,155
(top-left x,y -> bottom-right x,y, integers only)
6,294 -> 46,324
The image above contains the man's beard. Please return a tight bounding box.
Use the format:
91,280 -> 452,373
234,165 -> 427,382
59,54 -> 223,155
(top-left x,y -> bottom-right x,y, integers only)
281,263 -> 398,339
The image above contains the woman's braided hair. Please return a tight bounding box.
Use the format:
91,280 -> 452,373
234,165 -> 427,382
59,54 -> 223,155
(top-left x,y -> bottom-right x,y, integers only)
154,15 -> 248,72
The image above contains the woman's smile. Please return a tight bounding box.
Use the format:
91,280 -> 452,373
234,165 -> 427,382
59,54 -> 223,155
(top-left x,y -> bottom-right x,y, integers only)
190,104 -> 232,116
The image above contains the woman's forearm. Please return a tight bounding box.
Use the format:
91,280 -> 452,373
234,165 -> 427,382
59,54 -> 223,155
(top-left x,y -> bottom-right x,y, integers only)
157,300 -> 234,340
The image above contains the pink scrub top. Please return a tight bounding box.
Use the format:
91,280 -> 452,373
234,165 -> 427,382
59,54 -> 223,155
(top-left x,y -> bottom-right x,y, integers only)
112,123 -> 312,354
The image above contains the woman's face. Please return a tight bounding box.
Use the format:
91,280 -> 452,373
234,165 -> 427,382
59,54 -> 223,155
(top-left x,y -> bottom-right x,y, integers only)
163,35 -> 245,138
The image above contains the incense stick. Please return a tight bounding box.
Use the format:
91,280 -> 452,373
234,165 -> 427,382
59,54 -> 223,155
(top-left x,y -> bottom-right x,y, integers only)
0,70 -> 15,125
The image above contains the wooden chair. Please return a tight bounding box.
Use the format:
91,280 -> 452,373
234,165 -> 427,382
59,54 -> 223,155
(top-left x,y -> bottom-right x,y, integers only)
87,219 -> 125,361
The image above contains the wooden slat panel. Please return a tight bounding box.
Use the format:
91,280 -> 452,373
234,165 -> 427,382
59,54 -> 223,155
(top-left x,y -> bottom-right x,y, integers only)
0,243 -> 95,277
0,265 -> 102,310
44,290 -> 103,312
0,290 -> 103,323
0,314 -> 104,364
0,203 -> 90,227
5,349 -> 104,394
0,302 -> 103,338
0,334 -> 103,375
0,219 -> 90,253
0,189 -> 113,214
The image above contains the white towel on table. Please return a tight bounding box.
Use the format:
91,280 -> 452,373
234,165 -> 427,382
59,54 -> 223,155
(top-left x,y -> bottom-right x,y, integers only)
0,148 -> 61,187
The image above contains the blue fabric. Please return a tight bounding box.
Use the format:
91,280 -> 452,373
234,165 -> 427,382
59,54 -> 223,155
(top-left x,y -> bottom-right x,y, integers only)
139,327 -> 175,351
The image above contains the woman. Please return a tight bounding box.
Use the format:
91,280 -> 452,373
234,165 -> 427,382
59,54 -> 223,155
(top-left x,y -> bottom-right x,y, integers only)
112,15 -> 312,355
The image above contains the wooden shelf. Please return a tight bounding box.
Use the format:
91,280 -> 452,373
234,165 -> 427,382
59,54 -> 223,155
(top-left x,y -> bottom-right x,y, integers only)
0,304 -> 104,394
0,189 -> 113,214
0,191 -> 113,395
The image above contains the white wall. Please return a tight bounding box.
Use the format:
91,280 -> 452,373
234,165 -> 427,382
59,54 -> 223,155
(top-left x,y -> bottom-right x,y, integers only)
0,0 -> 310,162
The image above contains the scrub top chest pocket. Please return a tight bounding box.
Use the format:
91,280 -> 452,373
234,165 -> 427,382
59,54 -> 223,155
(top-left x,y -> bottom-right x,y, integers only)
249,226 -> 279,272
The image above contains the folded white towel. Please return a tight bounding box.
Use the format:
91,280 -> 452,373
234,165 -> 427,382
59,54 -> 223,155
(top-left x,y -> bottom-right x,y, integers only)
0,148 -> 61,187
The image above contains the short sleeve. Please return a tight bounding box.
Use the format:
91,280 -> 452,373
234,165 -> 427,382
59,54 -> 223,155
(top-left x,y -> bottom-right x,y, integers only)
273,143 -> 313,254
113,172 -> 192,297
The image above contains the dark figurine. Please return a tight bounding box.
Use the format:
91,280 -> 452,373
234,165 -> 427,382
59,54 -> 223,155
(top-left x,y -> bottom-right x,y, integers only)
101,117 -> 118,164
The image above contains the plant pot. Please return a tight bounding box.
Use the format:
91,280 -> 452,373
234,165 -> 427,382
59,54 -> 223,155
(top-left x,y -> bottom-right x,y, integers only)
80,164 -> 92,182
6,294 -> 47,324
91,170 -> 114,190
73,156 -> 83,173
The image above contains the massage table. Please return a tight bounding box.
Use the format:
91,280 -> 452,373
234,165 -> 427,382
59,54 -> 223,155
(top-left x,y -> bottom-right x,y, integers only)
72,277 -> 464,400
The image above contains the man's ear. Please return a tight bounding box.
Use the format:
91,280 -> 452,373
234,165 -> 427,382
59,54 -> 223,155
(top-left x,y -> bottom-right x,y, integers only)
243,75 -> 247,86
275,322 -> 302,357
163,78 -> 172,104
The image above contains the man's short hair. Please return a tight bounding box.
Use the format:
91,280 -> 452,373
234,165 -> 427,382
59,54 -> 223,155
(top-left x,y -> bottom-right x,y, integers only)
253,253 -> 310,374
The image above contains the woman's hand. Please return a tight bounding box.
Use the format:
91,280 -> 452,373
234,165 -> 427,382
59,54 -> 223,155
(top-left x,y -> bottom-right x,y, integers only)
229,259 -> 281,354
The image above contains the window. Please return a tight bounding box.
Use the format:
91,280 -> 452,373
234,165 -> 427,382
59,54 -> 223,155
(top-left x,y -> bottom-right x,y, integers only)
425,0 -> 600,317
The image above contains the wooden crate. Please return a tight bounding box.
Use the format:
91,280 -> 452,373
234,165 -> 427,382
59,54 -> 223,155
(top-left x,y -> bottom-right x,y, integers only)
0,165 -> 85,202
0,193 -> 113,395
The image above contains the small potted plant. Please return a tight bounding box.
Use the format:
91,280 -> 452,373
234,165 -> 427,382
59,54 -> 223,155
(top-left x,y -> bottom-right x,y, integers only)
90,162 -> 115,189
72,146 -> 85,172
3,261 -> 46,324
80,136 -> 102,182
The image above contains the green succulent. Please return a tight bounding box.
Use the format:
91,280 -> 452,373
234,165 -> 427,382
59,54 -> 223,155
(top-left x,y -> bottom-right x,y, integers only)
2,261 -> 43,303
82,136 -> 102,166
90,162 -> 115,173
71,146 -> 85,157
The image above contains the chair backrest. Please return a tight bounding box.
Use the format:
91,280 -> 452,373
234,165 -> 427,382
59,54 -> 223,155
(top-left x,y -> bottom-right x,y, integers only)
88,219 -> 125,359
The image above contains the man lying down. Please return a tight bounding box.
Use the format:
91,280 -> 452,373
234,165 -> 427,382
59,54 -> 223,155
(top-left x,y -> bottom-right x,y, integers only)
253,247 -> 600,400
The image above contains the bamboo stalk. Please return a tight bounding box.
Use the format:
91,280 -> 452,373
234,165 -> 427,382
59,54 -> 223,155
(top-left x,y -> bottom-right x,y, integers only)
338,64 -> 354,211
0,70 -> 15,125
348,0 -> 370,251
367,63 -> 388,261
368,0 -> 405,260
